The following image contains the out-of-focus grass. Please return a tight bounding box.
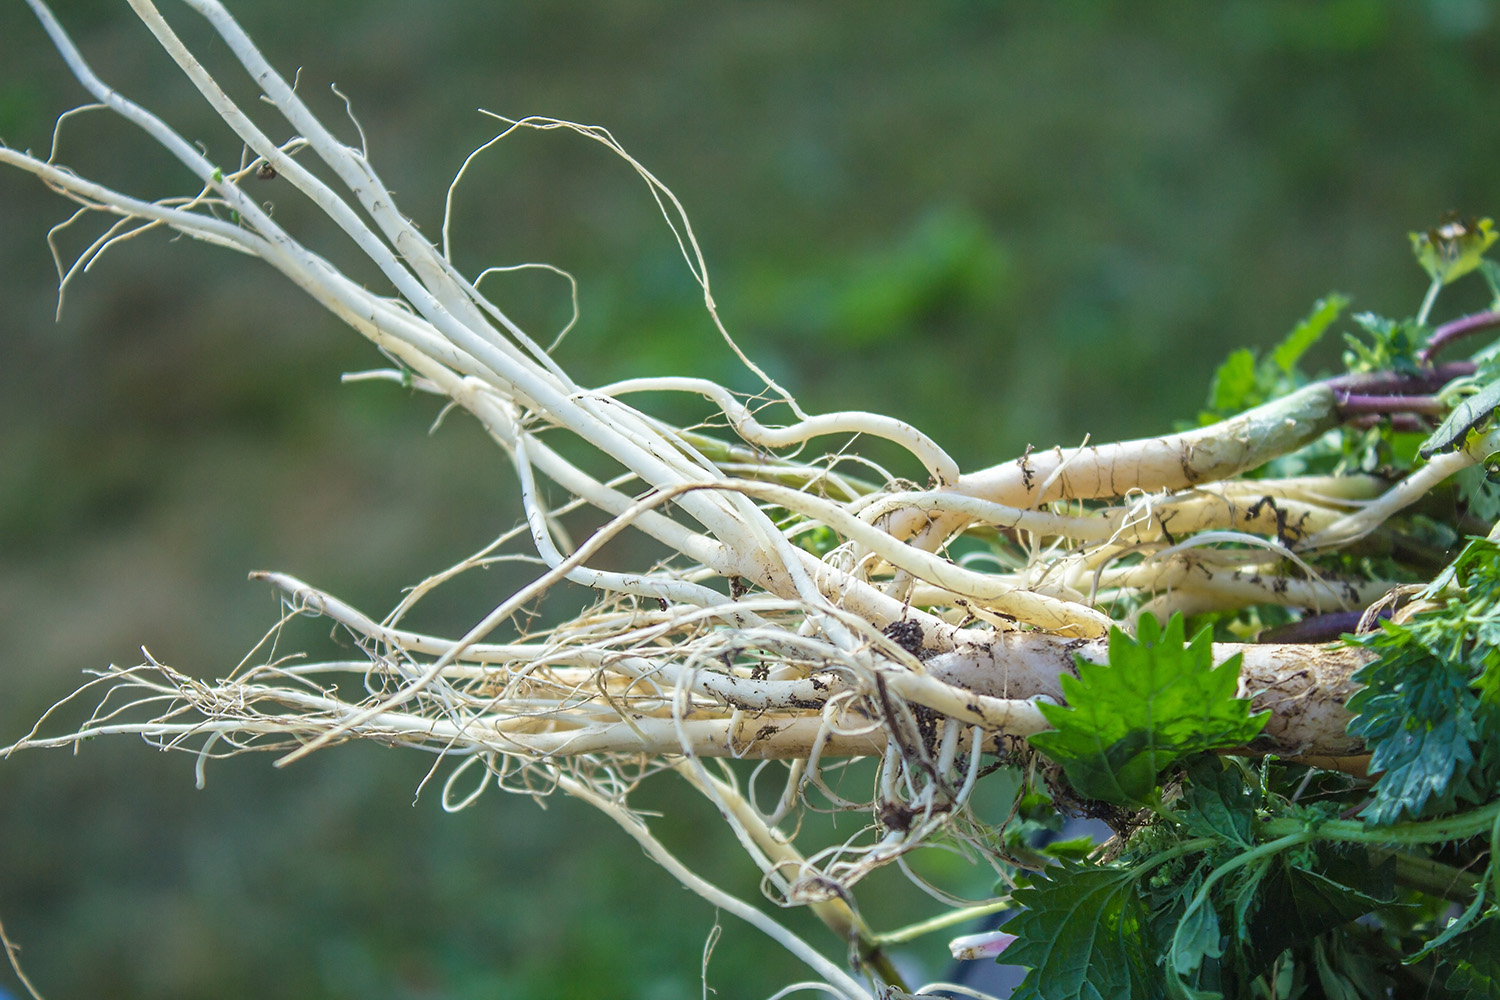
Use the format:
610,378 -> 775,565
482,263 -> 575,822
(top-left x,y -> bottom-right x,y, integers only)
4,2 -> 1500,996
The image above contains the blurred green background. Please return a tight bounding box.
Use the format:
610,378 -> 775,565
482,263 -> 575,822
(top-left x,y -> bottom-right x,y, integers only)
4,1 -> 1500,997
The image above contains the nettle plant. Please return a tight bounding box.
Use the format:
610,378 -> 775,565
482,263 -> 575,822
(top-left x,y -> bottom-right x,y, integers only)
9,3 -> 1500,998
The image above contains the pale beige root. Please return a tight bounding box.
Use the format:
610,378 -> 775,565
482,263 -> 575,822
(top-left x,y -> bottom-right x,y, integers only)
954,382 -> 1341,507
466,716 -> 891,759
669,760 -> 911,987
1209,474 -> 1391,505
1299,435 -> 1499,550
886,383 -> 1342,548
926,634 -> 1372,757
1231,642 -> 1371,756
862,472 -> 1385,549
1115,560 -> 1396,621
4,629 -> 1364,761
1095,490 -> 1354,547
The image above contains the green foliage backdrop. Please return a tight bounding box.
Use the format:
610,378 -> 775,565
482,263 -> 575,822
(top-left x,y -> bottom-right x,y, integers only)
4,2 -> 1500,996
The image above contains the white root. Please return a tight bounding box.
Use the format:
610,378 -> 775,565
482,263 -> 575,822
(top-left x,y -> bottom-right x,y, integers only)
1297,432 -> 1500,550
886,384 -> 1344,549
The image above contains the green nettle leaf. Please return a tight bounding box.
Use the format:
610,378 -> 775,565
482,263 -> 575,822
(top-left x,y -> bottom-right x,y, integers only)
1038,834 -> 1099,861
1146,860 -> 1211,955
1151,845 -> 1393,998
1244,853 -> 1394,969
1176,757 -> 1256,849
1456,462 -> 1500,525
1005,863 -> 1159,1000
1145,844 -> 1395,997
1411,215 -> 1498,286
1149,839 -> 1393,1000
1028,614 -> 1270,806
1419,378 -> 1500,459
1225,855 -> 1275,947
1472,638 -> 1500,708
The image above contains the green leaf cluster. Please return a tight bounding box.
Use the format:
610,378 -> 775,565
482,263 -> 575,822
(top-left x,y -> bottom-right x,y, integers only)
1004,760 -> 1408,1000
1440,917 -> 1500,996
1347,537 -> 1500,825
1340,311 -> 1426,376
1028,614 -> 1269,807
996,226 -> 1500,1000
1003,540 -> 1500,997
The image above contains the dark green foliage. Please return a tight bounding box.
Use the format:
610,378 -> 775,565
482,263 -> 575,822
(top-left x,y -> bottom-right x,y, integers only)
1159,764 -> 1394,997
1236,850 -> 1394,971
1346,538 -> 1500,824
1441,916 -> 1500,997
1175,757 -> 1255,849
1346,627 -> 1485,824
1309,932 -> 1395,1000
1004,759 -> 1405,1000
1005,863 -> 1159,1000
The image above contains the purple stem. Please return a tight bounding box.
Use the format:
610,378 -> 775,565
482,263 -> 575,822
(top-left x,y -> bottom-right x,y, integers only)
1255,608 -> 1389,644
1418,310 -> 1500,364
1324,362 -> 1475,396
1336,393 -> 1445,416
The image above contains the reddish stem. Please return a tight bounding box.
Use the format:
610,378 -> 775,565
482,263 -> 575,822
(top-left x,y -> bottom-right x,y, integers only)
1336,393 -> 1445,416
1324,362 -> 1474,396
1255,609 -> 1387,644
1417,310 -> 1500,364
